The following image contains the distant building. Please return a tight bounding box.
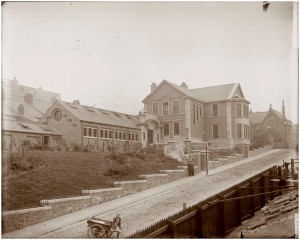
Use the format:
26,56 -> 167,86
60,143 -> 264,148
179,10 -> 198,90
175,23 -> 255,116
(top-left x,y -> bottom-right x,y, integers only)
2,78 -> 62,150
249,101 -> 297,149
140,80 -> 250,151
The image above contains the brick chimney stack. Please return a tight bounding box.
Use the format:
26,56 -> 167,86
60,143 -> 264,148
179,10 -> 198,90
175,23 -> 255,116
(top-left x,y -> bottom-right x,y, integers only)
151,83 -> 157,92
181,82 -> 188,89
24,93 -> 33,104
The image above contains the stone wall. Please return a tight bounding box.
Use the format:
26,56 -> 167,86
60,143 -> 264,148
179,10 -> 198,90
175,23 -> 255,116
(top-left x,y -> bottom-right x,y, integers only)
2,166 -> 198,234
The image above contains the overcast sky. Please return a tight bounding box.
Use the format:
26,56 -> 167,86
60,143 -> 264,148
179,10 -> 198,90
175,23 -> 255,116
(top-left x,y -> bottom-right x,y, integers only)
2,1 -> 298,122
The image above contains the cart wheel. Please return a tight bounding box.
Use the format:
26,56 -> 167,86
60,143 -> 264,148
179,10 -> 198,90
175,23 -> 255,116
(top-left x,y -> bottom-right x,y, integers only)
87,226 -> 107,238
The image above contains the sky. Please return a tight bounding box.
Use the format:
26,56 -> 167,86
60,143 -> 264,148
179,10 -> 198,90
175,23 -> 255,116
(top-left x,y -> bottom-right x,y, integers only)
2,1 -> 299,122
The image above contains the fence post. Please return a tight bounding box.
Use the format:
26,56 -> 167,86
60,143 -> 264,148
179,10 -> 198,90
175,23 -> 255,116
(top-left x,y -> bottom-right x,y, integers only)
236,188 -> 242,226
291,159 -> 295,179
277,166 -> 282,195
263,174 -> 270,202
217,195 -> 225,238
284,162 -> 289,178
196,205 -> 203,238
249,181 -> 255,217
260,176 -> 265,207
167,219 -> 175,238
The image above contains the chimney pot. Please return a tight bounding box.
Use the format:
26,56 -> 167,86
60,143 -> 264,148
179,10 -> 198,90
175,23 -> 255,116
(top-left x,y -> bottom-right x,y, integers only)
24,93 -> 33,104
181,82 -> 188,89
18,104 -> 24,115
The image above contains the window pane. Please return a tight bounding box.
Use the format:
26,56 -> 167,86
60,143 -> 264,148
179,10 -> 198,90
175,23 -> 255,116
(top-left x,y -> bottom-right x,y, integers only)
164,123 -> 169,136
237,124 -> 242,138
237,104 -> 242,116
196,106 -> 199,121
123,133 -> 126,140
89,128 -> 92,136
93,129 -> 97,137
213,104 -> 218,116
173,101 -> 179,114
84,128 -> 87,136
193,105 -> 196,125
153,103 -> 158,114
174,122 -> 179,135
163,102 -> 169,115
115,132 -> 118,139
213,124 -> 219,138
109,131 -> 112,139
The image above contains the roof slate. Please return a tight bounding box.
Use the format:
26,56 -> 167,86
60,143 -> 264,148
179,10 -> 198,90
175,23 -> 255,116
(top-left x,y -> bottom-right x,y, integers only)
144,80 -> 239,103
58,101 -> 140,129
2,119 -> 61,135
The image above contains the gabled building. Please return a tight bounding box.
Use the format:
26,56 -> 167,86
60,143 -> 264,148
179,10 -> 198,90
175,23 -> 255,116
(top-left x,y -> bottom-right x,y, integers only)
140,80 -> 250,150
249,101 -> 297,149
40,100 -> 141,151
2,78 -> 62,151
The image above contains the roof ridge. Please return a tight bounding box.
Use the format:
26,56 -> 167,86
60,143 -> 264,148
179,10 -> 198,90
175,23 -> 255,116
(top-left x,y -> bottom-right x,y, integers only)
190,82 -> 237,91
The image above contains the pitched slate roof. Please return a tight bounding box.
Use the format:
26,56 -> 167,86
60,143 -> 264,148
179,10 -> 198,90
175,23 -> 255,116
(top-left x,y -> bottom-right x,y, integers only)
2,119 -> 61,135
2,98 -> 53,122
58,101 -> 140,129
143,80 -> 241,103
190,83 -> 237,102
249,109 -> 293,125
249,111 -> 268,124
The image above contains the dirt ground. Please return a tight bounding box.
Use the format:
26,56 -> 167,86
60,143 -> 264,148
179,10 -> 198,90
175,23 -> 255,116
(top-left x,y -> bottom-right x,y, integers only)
227,190 -> 298,238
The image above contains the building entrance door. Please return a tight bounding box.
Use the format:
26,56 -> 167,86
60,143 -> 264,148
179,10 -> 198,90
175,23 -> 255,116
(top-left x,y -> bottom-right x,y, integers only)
43,136 -> 50,146
147,130 -> 153,144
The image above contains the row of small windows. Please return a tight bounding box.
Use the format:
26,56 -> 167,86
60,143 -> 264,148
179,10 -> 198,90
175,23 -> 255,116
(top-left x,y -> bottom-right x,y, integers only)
152,100 -> 180,115
83,127 -> 138,141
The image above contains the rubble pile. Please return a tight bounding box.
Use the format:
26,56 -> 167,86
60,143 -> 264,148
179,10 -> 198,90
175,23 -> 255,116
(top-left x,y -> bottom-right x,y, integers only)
227,190 -> 298,238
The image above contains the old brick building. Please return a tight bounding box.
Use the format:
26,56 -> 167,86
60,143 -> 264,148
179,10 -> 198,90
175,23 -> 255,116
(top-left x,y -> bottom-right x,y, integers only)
141,80 -> 250,150
40,100 -> 141,151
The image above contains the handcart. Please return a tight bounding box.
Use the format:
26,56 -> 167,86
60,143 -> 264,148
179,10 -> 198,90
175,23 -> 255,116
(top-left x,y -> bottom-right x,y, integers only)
87,217 -> 120,238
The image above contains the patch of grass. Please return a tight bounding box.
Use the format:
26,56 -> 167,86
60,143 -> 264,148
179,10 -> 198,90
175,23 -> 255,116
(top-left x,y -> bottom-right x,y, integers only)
2,150 -> 181,211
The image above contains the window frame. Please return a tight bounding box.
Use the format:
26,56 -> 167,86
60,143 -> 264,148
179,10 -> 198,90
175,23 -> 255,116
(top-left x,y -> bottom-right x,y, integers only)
174,122 -> 180,136
212,124 -> 219,139
83,126 -> 98,138
162,101 -> 169,116
212,104 -> 218,117
153,102 -> 159,114
173,100 -> 179,115
163,123 -> 170,136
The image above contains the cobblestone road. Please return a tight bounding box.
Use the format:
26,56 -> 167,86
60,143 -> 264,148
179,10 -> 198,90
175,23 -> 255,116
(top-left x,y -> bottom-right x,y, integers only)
42,150 -> 295,238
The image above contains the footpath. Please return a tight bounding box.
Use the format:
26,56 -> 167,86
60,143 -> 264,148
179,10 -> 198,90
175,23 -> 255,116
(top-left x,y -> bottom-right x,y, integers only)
2,149 -> 295,238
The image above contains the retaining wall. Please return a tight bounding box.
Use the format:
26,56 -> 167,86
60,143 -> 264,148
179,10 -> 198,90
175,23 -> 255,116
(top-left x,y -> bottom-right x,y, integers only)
2,166 -> 193,234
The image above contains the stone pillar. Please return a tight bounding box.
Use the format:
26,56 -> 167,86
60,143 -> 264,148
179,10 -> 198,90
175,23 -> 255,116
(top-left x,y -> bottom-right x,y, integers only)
184,140 -> 192,154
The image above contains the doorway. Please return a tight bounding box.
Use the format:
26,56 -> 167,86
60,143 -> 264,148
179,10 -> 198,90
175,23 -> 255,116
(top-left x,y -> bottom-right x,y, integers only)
43,136 -> 50,146
147,130 -> 153,144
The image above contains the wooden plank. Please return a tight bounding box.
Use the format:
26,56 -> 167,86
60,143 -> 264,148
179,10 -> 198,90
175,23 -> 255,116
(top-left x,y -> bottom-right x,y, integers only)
173,209 -> 198,225
223,189 -> 237,199
145,225 -> 168,238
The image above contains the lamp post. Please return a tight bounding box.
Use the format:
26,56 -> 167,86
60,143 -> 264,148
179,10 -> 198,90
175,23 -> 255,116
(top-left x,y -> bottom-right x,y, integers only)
203,132 -> 209,175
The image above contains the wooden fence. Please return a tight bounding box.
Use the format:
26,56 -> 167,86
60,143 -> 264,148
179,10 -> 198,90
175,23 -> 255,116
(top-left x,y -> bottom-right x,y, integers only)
127,163 -> 297,238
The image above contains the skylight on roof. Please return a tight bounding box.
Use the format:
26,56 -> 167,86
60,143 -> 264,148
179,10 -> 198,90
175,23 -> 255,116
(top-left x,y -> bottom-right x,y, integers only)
84,106 -> 94,112
18,122 -> 30,129
113,112 -> 120,117
98,109 -> 108,114
40,125 -> 50,131
66,103 -> 77,109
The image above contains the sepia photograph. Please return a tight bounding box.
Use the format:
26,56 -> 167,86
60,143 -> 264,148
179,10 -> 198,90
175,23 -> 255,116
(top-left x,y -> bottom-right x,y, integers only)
1,1 -> 299,238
